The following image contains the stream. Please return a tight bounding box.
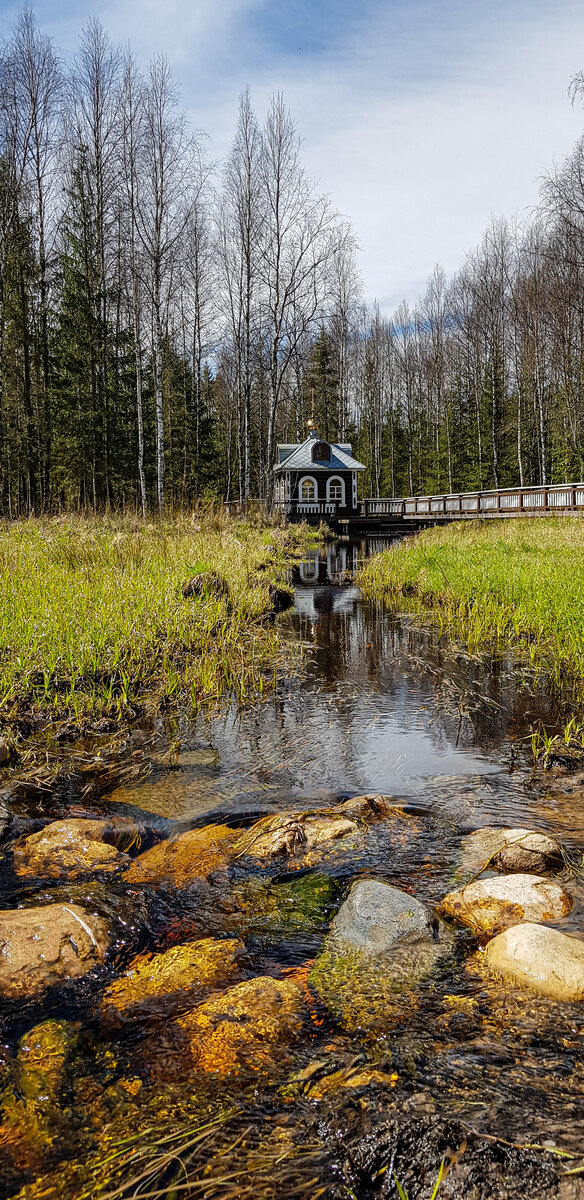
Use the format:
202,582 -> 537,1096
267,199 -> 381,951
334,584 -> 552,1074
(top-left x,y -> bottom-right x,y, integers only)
2,537 -> 584,1200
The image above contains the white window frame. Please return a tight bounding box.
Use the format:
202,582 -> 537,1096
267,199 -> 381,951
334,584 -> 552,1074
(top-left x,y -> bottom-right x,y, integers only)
299,475 -> 318,501
326,476 -> 345,505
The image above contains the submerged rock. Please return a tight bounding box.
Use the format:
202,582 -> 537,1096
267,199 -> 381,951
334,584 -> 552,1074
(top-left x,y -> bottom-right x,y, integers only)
334,794 -> 418,822
310,881 -> 453,1033
0,1020 -> 79,1174
461,826 -> 564,875
125,824 -> 238,887
225,873 -> 339,937
439,874 -> 572,935
0,903 -> 109,999
101,937 -> 245,1020
178,975 -> 304,1074
13,818 -> 131,880
483,922 -> 584,1001
15,1020 -> 79,1105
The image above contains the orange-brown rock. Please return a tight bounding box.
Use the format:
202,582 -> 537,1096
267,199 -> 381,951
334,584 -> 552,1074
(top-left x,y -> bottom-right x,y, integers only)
178,975 -> 304,1074
101,937 -> 244,1019
13,819 -> 130,880
438,874 -> 572,936
124,824 -> 238,887
0,904 -> 109,999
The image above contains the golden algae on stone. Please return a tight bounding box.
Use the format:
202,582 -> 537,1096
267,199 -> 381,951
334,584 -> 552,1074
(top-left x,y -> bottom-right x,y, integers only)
125,824 -> 239,887
0,1021 -> 79,1173
13,818 -> 131,880
438,874 -> 572,936
101,937 -> 245,1019
178,976 -> 304,1074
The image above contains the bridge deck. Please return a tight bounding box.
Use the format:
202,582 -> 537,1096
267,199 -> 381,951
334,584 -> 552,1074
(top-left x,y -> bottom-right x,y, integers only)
361,483 -> 584,521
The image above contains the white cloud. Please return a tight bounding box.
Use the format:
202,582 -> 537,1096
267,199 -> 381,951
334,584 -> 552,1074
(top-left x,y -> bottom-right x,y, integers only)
2,0 -> 584,312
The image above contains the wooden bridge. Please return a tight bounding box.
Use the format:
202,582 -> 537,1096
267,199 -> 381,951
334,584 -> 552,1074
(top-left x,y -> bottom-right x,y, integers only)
227,481 -> 584,528
357,482 -> 584,525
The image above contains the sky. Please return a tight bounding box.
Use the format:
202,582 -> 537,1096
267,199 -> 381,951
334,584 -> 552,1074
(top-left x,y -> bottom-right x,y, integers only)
2,0 -> 584,312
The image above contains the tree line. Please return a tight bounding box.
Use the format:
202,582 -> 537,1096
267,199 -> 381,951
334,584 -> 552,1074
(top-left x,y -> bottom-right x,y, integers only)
3,9 -> 584,514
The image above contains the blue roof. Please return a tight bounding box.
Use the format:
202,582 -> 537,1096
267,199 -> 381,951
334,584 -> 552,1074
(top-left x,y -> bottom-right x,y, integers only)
273,435 -> 365,473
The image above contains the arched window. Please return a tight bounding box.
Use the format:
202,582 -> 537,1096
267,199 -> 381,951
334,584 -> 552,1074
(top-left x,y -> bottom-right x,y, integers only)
300,476 -> 317,501
326,476 -> 345,505
312,441 -> 330,462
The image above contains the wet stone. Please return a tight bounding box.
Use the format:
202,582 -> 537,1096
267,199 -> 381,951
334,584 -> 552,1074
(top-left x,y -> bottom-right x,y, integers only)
310,881 -> 453,1033
178,975 -> 305,1074
439,874 -> 572,935
0,903 -> 109,999
483,922 -> 584,1001
124,823 -> 239,887
13,818 -> 132,880
100,936 -> 245,1020
329,879 -> 441,952
461,826 -> 564,875
233,809 -> 359,865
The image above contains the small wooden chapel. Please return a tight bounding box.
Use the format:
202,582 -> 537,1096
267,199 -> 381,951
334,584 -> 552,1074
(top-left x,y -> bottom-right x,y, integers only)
273,421 -> 365,522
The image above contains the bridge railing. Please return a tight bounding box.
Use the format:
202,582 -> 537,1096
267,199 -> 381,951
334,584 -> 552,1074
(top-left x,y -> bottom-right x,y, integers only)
363,484 -> 584,519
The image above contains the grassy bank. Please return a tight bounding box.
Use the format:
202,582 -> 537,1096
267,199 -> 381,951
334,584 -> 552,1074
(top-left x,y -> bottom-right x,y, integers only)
360,518 -> 584,703
0,513 -> 312,739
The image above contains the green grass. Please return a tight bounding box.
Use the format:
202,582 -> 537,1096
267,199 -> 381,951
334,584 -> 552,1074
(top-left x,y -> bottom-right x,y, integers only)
0,512 -> 311,736
359,518 -> 584,700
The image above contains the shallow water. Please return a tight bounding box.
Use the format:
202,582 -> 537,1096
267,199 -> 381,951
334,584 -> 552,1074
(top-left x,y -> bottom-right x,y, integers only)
2,537 -> 584,1199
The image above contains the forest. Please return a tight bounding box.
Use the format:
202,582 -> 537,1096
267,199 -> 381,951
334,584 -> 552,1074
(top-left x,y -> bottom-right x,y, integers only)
3,10 -> 584,512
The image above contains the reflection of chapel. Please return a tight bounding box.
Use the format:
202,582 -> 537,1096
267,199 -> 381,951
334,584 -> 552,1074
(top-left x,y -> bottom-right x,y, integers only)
273,423 -> 365,521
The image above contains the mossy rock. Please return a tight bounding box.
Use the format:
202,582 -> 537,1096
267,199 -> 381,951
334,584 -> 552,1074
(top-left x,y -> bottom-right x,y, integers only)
226,872 -> 340,936
310,935 -> 455,1036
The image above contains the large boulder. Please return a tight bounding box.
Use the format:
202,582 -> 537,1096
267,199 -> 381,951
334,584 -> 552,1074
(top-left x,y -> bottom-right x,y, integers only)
101,937 -> 244,1021
12,819 -> 131,880
439,874 -> 572,935
329,879 -> 441,952
178,975 -> 304,1074
124,824 -> 238,887
461,827 -> 564,875
310,881 -> 453,1034
483,922 -> 584,1001
0,903 -> 109,999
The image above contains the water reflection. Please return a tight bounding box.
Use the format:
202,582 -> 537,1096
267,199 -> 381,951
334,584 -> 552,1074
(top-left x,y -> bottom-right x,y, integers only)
106,537 -> 566,833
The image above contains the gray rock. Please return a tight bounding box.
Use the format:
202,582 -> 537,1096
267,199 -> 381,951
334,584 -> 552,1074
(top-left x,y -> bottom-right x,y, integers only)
329,879 -> 441,952
310,881 -> 453,1033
